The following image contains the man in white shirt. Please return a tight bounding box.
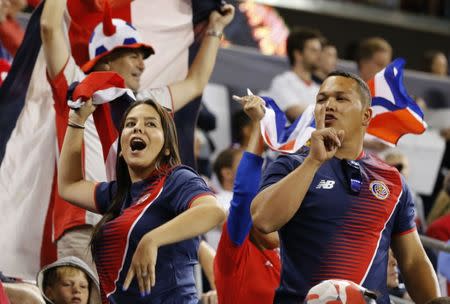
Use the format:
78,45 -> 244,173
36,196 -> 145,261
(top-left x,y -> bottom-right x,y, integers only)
264,27 -> 323,122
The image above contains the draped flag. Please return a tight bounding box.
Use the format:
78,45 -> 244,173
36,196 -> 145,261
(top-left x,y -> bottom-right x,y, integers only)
260,96 -> 315,153
367,58 -> 427,145
67,71 -> 135,109
259,58 -> 427,153
0,0 -> 218,280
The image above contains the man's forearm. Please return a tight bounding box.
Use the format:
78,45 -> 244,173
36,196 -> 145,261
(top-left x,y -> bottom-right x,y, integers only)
402,259 -> 440,303
251,157 -> 321,233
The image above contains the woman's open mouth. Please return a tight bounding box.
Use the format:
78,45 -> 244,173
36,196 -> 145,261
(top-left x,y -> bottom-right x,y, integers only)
130,138 -> 147,151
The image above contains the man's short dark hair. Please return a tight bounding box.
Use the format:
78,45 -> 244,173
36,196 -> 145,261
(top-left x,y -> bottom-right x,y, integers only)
213,148 -> 242,186
286,27 -> 323,67
355,37 -> 392,67
326,71 -> 372,107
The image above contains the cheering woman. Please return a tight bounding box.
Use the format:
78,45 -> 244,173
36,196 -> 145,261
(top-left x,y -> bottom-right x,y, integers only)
58,98 -> 225,303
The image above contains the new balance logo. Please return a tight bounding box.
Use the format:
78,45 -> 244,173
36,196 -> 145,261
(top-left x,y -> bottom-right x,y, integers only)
316,180 -> 335,189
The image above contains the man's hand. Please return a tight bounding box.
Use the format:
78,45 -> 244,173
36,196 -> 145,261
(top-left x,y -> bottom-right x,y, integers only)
208,3 -> 235,32
232,95 -> 266,122
308,104 -> 344,164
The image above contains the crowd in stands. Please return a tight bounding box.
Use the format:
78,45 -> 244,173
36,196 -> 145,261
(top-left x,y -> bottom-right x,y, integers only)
1,1 -> 450,304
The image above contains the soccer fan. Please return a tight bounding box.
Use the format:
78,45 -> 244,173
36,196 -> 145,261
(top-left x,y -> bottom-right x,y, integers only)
264,27 -> 323,122
312,40 -> 338,85
214,94 -> 280,304
355,37 -> 392,153
57,98 -> 225,302
355,37 -> 392,82
422,50 -> 448,77
37,256 -> 100,304
40,0 -> 234,270
251,71 -> 440,303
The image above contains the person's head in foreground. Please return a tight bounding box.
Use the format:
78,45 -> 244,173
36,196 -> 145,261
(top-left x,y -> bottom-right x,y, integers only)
316,71 -> 372,149
424,297 -> 450,304
37,256 -> 100,304
305,279 -> 377,304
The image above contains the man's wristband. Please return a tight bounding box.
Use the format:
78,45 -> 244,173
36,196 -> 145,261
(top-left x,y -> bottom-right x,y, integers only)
68,120 -> 85,129
206,29 -> 223,39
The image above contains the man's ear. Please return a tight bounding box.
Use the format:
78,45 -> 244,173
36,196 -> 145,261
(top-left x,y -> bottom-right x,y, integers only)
94,62 -> 111,71
362,107 -> 372,127
164,148 -> 170,156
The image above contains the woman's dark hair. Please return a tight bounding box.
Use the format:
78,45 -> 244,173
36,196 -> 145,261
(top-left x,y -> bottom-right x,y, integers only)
90,99 -> 181,257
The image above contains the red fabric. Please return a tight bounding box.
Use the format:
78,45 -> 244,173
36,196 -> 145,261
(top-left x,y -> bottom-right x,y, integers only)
0,282 -> 10,304
47,60 -> 88,241
28,0 -> 41,7
72,71 -> 126,101
426,213 -> 450,242
214,223 -> 280,304
0,59 -> 11,86
67,0 -> 131,67
0,17 -> 24,56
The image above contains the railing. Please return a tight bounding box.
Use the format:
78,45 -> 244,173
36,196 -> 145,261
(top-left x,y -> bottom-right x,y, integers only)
420,235 -> 450,253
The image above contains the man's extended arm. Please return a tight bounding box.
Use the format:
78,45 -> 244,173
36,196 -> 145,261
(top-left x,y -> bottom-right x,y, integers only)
168,4 -> 234,112
391,230 -> 440,303
40,0 -> 69,79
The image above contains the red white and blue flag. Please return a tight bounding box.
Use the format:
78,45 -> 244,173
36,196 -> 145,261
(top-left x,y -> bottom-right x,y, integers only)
367,58 -> 427,145
0,0 -> 218,279
260,58 -> 427,153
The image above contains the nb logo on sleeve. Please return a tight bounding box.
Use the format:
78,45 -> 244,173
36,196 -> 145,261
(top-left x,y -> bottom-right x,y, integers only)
316,180 -> 335,189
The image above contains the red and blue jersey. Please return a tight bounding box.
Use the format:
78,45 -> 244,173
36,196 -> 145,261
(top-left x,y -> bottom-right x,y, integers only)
94,165 -> 212,304
260,149 -> 416,304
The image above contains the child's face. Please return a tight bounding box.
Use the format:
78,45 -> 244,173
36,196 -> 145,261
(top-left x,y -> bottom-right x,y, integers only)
46,271 -> 89,304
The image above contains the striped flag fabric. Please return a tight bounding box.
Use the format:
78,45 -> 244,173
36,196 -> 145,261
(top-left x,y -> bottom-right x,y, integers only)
260,96 -> 315,153
0,0 -> 218,280
67,71 -> 135,109
259,58 -> 427,153
367,58 -> 427,145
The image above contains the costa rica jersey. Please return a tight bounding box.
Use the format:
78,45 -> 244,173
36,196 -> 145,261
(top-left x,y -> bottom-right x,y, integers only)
93,165 -> 212,303
260,149 -> 416,304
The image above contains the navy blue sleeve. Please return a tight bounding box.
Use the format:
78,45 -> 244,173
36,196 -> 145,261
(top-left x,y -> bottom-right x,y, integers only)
227,152 -> 264,246
259,153 -> 305,192
393,176 -> 417,235
164,166 -> 213,215
94,181 -> 117,214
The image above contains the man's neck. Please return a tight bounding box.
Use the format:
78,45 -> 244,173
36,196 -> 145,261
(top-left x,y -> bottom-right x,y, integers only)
334,137 -> 364,160
292,64 -> 312,83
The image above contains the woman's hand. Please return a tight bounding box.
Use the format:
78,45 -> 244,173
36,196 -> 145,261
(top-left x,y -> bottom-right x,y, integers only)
122,234 -> 159,297
68,98 -> 96,126
201,290 -> 218,304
